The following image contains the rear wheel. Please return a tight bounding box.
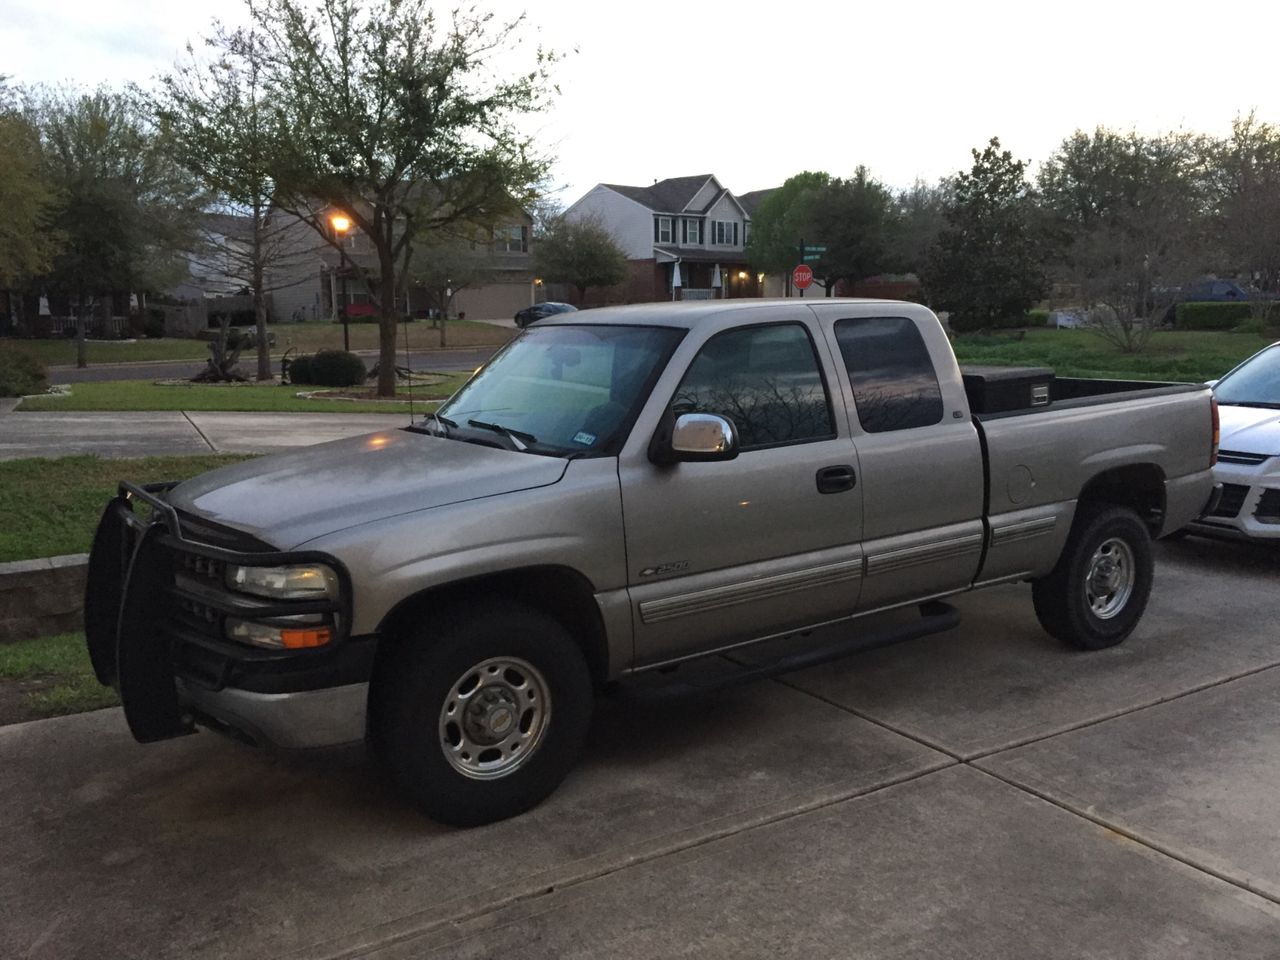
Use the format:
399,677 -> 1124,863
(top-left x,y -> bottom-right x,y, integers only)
1032,503 -> 1153,650
370,601 -> 593,827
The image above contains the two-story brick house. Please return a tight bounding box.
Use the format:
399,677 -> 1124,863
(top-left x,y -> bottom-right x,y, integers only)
563,174 -> 772,304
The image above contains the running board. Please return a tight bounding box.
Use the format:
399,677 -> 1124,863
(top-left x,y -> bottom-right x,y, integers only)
616,601 -> 960,700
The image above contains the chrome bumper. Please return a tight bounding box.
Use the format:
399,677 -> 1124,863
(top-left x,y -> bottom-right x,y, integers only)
177,680 -> 369,749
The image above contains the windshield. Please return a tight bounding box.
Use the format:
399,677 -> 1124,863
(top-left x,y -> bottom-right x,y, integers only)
1215,345 -> 1280,408
438,324 -> 684,455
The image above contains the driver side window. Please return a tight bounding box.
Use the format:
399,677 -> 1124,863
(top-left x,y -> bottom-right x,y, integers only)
672,323 -> 835,450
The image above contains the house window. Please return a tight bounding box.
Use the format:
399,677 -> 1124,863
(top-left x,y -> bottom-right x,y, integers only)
743,222 -> 751,245
495,224 -> 527,253
713,220 -> 740,246
655,217 -> 673,244
683,218 -> 700,245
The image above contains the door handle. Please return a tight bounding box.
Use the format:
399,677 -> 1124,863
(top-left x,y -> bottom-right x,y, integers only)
816,464 -> 856,494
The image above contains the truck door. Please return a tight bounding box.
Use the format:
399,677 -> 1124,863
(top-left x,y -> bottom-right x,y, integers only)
619,315 -> 864,668
811,307 -> 985,612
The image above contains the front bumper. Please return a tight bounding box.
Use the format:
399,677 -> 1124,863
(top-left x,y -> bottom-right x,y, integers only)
1188,458 -> 1280,541
177,680 -> 369,748
85,481 -> 369,748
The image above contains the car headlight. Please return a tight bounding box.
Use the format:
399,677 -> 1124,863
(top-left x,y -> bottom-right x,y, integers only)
225,563 -> 339,601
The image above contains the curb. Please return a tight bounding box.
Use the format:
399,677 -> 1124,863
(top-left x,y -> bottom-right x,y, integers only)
44,343 -> 507,373
0,554 -> 88,643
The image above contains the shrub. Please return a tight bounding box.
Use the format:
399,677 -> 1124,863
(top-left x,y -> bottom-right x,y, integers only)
287,354 -> 313,384
0,352 -> 48,397
144,308 -> 166,339
1025,309 -> 1050,327
1174,302 -> 1252,331
294,350 -> 366,387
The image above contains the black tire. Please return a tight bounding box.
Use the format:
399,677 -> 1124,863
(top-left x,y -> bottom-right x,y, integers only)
370,601 -> 593,827
1031,503 -> 1154,650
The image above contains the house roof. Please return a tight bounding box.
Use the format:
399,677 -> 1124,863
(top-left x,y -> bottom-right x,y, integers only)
736,188 -> 776,217
600,175 -> 716,214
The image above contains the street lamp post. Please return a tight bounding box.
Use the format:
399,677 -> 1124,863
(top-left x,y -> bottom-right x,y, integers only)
330,213 -> 352,351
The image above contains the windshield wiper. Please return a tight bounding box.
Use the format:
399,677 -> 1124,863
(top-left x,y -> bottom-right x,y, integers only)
1223,401 -> 1280,409
467,419 -> 536,452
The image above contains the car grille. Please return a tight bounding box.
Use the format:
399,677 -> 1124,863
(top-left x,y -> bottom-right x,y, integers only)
1210,483 -> 1250,519
1256,489 -> 1280,525
1217,450 -> 1271,466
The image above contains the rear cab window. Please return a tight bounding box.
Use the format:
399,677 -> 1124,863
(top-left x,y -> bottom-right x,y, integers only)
834,317 -> 944,433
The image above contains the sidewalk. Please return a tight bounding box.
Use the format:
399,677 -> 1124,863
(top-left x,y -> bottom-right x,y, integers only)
0,410 -> 411,460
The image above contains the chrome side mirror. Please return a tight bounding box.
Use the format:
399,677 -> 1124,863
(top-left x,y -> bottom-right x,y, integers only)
668,413 -> 738,462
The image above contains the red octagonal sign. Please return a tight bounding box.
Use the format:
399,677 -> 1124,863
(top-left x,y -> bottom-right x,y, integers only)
792,264 -> 814,289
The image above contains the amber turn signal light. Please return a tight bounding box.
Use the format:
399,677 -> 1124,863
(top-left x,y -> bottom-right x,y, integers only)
280,628 -> 332,649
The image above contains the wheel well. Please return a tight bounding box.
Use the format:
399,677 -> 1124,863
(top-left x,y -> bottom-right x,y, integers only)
1078,464 -> 1166,532
375,566 -> 611,686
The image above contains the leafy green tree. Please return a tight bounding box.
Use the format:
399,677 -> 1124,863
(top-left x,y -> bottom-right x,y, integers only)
891,178 -> 950,277
744,171 -> 830,280
33,87 -> 203,366
0,79 -> 60,288
1039,128 -> 1212,350
811,167 -> 897,293
247,0 -> 557,396
535,216 -> 627,301
1213,113 -> 1280,320
923,137 -> 1048,332
157,28 -> 306,380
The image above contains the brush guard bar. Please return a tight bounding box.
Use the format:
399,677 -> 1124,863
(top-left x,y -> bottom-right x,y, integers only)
84,481 -> 351,743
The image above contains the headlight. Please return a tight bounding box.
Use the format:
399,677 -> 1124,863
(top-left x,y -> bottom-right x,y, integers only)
225,563 -> 339,600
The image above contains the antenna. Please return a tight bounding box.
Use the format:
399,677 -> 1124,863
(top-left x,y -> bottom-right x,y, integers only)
403,315 -> 415,425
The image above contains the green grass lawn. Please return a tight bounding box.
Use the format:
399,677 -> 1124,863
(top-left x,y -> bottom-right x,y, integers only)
0,632 -> 118,724
17,373 -> 467,413
951,328 -> 1275,382
5,319 -> 513,367
0,454 -> 255,563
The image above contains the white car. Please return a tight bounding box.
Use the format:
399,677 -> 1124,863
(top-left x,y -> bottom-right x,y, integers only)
1190,341 -> 1280,541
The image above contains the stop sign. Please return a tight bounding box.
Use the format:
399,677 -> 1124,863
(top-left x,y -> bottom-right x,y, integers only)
792,264 -> 814,289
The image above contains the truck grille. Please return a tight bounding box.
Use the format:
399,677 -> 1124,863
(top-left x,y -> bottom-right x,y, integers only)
1210,484 -> 1250,519
1217,450 -> 1271,466
1256,489 -> 1280,525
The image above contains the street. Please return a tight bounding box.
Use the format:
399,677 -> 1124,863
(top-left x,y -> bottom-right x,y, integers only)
3,537 -> 1278,959
45,348 -> 497,384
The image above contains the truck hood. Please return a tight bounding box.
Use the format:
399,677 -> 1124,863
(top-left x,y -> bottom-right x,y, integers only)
165,429 -> 569,548
1218,405 -> 1280,456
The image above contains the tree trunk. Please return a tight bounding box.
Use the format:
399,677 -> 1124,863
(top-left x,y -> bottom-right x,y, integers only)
76,292 -> 88,369
376,243 -> 398,398
253,206 -> 272,381
439,312 -> 446,349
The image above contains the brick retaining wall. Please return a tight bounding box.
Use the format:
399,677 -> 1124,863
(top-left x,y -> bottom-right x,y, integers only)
0,554 -> 88,642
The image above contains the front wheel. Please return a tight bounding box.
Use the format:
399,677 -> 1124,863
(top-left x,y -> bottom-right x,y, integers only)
370,602 -> 593,826
1031,503 -> 1154,650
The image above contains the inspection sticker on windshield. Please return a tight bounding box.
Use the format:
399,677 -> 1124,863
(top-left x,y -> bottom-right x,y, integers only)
571,431 -> 596,446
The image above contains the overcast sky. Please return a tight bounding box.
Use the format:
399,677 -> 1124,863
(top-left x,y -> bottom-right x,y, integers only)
5,0 -> 1279,205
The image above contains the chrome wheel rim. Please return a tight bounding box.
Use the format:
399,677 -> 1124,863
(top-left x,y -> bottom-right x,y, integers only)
438,656 -> 550,780
1085,537 -> 1135,620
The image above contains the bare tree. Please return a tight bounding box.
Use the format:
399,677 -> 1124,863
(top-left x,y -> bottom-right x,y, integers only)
1039,129 -> 1213,352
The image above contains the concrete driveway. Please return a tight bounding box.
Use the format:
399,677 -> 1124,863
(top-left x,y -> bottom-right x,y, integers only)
3,539 -> 1279,959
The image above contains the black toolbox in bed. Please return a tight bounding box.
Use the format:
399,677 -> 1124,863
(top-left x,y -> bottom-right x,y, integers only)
960,365 -> 1055,415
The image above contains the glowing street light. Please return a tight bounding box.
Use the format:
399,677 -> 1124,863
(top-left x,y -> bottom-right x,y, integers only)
329,213 -> 354,349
